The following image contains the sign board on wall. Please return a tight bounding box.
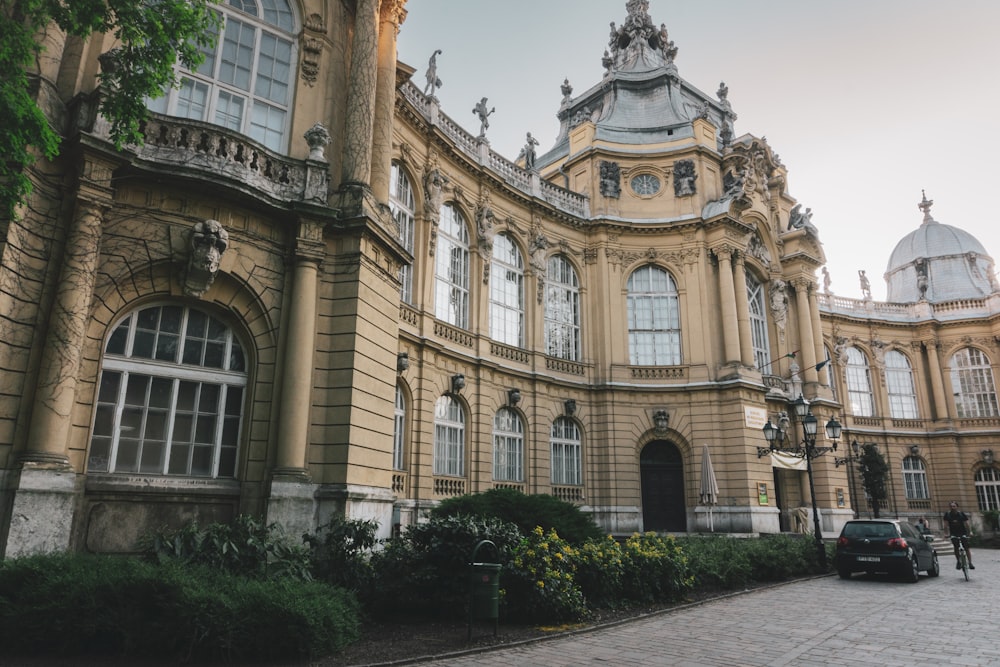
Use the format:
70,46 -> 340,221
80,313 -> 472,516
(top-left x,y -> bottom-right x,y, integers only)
744,406 -> 768,430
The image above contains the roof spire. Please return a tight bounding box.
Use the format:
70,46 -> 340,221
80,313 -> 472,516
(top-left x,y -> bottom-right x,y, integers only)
918,190 -> 936,225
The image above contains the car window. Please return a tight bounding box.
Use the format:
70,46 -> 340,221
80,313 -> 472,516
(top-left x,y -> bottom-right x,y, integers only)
899,523 -> 916,538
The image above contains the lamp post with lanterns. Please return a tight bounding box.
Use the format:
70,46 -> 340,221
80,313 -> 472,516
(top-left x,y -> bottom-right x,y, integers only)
759,395 -> 842,569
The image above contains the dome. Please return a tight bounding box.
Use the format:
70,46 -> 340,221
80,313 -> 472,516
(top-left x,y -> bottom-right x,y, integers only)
885,193 -> 998,303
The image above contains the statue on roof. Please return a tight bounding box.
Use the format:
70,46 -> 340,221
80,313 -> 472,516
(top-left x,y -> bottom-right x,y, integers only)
472,97 -> 495,139
519,132 -> 540,171
423,49 -> 442,98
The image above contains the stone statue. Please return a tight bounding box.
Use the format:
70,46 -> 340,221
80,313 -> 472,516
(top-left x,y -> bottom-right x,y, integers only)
822,267 -> 832,294
769,280 -> 788,330
519,132 -> 540,170
184,219 -> 229,297
788,204 -> 818,235
560,78 -> 573,104
858,270 -> 872,300
673,159 -> 697,196
472,97 -> 495,138
423,49 -> 442,97
599,160 -> 621,199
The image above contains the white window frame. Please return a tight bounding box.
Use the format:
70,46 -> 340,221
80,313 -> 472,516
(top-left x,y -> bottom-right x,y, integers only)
975,467 -> 1000,511
627,265 -> 681,365
433,395 -> 465,477
951,347 -> 1000,418
550,417 -> 582,486
393,385 -> 406,471
845,347 -> 875,417
489,234 -> 525,347
746,272 -> 771,371
885,350 -> 919,419
545,255 -> 581,361
391,161 -> 416,304
434,204 -> 470,329
492,408 -> 524,482
902,455 -> 929,500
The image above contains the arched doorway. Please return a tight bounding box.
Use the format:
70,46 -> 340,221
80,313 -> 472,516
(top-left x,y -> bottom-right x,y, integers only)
640,440 -> 686,532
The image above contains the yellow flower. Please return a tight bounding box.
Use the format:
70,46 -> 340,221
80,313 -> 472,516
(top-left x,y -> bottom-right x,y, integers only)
536,580 -> 545,588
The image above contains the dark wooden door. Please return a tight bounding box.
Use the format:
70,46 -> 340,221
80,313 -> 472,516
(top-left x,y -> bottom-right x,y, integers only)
640,441 -> 686,532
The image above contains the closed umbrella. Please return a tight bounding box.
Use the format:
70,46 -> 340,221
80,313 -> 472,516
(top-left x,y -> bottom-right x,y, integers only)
699,444 -> 720,532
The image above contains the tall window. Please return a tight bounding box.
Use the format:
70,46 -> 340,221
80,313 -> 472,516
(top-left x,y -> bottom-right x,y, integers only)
147,0 -> 296,152
902,455 -> 929,500
492,408 -> 524,482
433,395 -> 464,476
545,255 -> 581,361
975,467 -> 1000,511
627,265 -> 681,365
489,234 -> 524,347
434,204 -> 470,328
845,347 -> 875,417
746,272 -> 770,371
550,417 -> 581,486
885,350 -> 919,419
393,385 -> 406,470
88,305 -> 246,478
391,161 -> 415,304
951,347 -> 999,418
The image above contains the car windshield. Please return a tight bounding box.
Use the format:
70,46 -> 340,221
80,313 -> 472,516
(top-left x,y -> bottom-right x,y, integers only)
843,522 -> 897,539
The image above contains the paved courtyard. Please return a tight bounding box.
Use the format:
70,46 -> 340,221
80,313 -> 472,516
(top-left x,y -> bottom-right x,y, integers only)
418,549 -> 999,666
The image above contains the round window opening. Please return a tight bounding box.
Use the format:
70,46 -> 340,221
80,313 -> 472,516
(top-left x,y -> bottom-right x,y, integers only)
631,173 -> 661,196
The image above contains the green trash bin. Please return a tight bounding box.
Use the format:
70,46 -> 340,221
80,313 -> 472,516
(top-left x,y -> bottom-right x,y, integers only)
468,540 -> 500,639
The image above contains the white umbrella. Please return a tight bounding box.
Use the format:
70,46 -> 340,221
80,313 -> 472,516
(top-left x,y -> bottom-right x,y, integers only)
699,444 -> 720,532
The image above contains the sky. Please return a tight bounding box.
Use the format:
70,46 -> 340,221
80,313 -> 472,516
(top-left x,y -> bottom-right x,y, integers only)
396,0 -> 999,301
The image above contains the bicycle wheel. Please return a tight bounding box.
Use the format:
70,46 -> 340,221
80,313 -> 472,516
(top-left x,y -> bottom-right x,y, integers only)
960,549 -> 970,581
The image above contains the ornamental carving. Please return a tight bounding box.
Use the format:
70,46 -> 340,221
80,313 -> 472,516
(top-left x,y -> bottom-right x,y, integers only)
183,219 -> 229,297
673,159 -> 697,197
599,160 -> 621,198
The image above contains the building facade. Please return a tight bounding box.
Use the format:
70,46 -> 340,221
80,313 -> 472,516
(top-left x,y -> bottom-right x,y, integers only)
2,0 -> 998,557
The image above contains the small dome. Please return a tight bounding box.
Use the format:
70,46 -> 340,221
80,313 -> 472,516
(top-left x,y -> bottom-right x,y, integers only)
885,193 -> 997,303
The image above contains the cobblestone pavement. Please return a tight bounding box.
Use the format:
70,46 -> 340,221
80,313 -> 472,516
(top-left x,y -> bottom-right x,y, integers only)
418,549 -> 999,666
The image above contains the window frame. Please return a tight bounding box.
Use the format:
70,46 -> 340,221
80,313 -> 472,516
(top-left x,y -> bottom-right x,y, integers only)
885,350 -> 919,419
433,395 -> 465,477
434,204 -> 471,329
951,347 -> 1000,418
975,466 -> 1000,511
489,234 -> 525,347
746,272 -> 771,371
550,417 -> 582,486
390,161 -> 416,304
492,408 -> 525,482
626,264 -> 681,365
544,255 -> 581,361
901,455 -> 929,500
845,346 -> 875,417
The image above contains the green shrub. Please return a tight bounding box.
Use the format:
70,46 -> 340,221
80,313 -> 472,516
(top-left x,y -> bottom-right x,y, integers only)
142,514 -> 312,581
573,535 -> 627,609
677,534 -> 820,591
367,515 -> 522,620
502,526 -> 586,623
433,488 -> 604,544
618,532 -> 693,603
304,516 -> 378,593
0,553 -> 359,662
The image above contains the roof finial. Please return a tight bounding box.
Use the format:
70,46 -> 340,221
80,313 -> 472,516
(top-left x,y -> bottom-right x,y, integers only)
918,190 -> 936,225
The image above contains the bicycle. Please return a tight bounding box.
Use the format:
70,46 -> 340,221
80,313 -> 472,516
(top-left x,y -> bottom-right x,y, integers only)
951,535 -> 971,581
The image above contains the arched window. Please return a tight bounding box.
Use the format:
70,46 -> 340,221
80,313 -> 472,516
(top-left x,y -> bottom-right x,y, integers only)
885,350 -> 919,419
902,455 -> 929,500
489,234 -> 524,347
951,347 -> 999,418
393,385 -> 406,471
88,304 -> 247,477
550,417 -> 581,486
434,204 -> 470,328
147,0 -> 296,151
545,255 -> 581,361
975,467 -> 1000,511
492,408 -> 524,482
391,161 -> 415,304
845,347 -> 875,417
433,395 -> 464,476
746,272 -> 770,371
627,265 -> 681,365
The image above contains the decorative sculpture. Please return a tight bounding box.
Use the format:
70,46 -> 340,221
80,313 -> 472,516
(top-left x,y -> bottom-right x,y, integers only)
183,219 -> 229,297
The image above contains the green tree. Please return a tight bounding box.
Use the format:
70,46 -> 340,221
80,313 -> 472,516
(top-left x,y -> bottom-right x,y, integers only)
1,0 -> 220,217
858,443 -> 889,518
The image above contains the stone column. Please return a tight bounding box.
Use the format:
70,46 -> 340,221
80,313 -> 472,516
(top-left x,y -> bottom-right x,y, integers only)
925,339 -> 951,420
715,247 -> 741,365
791,279 -> 818,386
340,0 -> 380,187
808,288 -> 829,386
732,253 -> 754,367
370,0 -> 406,203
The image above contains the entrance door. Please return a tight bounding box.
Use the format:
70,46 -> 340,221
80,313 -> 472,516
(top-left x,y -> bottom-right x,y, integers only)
640,441 -> 686,532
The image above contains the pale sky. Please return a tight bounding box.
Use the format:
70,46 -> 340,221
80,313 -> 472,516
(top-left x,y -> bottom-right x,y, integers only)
396,0 -> 999,301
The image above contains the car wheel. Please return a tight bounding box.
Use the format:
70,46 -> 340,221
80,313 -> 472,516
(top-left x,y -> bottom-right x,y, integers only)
838,568 -> 852,580
903,554 -> 919,583
927,552 -> 940,578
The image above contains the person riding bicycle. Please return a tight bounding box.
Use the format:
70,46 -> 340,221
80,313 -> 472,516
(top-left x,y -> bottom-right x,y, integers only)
943,501 -> 974,570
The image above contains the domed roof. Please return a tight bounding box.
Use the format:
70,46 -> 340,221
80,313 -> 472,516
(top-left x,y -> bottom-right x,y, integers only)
885,193 -> 998,303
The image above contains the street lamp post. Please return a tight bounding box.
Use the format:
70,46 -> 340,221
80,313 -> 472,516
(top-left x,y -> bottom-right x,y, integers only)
834,439 -> 862,519
759,395 -> 842,569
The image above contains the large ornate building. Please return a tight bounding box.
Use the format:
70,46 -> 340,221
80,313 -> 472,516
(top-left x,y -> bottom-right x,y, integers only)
2,0 -> 997,557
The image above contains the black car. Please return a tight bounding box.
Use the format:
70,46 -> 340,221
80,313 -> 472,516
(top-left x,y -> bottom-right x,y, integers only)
834,519 -> 940,582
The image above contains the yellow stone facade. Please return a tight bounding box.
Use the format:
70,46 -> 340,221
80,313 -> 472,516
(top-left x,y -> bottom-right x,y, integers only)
1,0 -> 997,556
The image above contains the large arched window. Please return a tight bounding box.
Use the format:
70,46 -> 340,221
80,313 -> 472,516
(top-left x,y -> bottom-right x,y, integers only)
393,385 -> 406,471
433,395 -> 464,476
489,234 -> 524,347
391,161 -> 416,304
545,255 -> 581,361
902,455 -> 929,500
845,347 -> 875,417
746,272 -> 770,371
492,408 -> 524,482
434,204 -> 470,329
147,0 -> 296,152
885,350 -> 919,419
550,417 -> 581,486
88,305 -> 247,478
627,265 -> 681,365
951,347 -> 999,418
975,467 -> 1000,511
